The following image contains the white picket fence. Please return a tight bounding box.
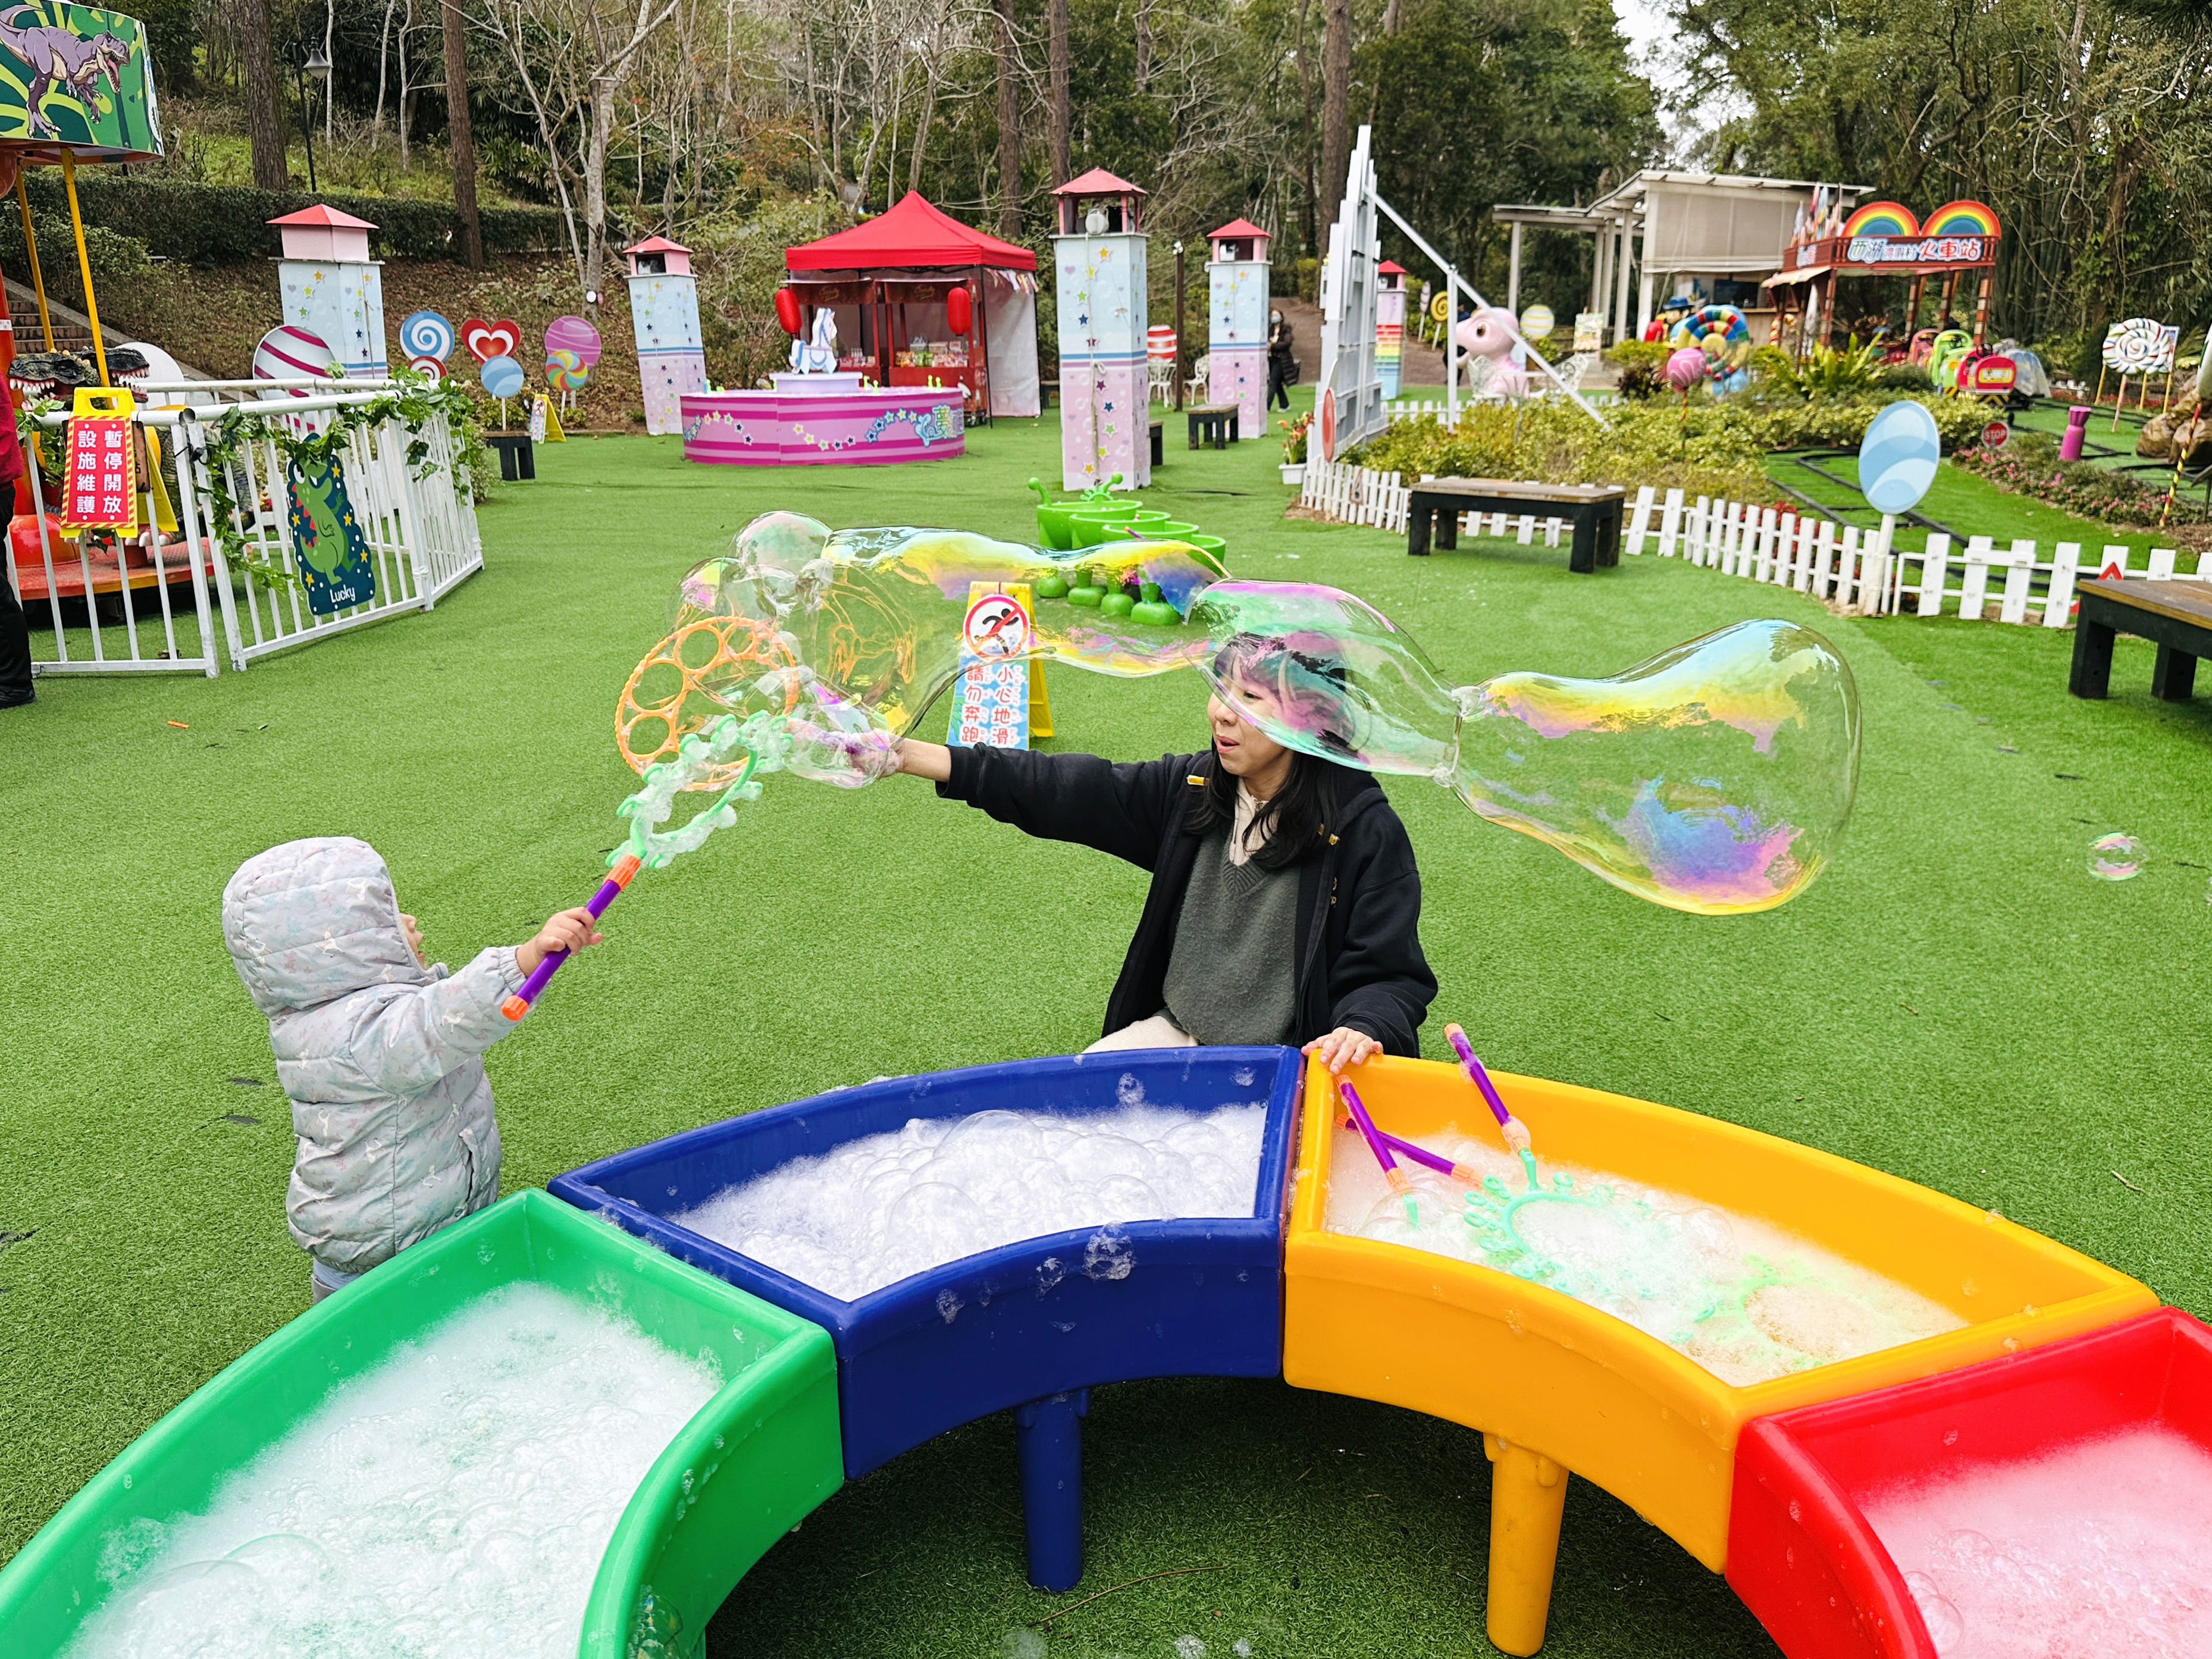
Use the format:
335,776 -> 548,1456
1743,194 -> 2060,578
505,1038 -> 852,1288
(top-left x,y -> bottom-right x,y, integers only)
15,386 -> 482,678
1296,461 -> 2202,625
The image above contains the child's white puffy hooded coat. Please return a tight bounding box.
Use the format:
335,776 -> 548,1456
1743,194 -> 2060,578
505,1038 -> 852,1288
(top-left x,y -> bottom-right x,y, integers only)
221,837 -> 521,1273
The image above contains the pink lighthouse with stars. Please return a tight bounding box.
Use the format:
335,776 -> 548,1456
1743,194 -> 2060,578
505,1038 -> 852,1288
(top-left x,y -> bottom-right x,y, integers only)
624,236 -> 710,436
1052,169 -> 1149,491
268,205 -> 388,380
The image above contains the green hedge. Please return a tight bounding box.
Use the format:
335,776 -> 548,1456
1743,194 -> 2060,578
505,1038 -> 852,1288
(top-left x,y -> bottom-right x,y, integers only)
11,173 -> 567,264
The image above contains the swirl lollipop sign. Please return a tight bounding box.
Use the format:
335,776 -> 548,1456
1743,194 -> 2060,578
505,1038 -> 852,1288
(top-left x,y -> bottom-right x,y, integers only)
400,310 -> 454,380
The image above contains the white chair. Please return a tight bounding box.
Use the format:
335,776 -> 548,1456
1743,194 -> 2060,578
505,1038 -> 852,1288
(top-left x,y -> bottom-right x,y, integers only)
1186,353 -> 1212,405
1147,358 -> 1175,405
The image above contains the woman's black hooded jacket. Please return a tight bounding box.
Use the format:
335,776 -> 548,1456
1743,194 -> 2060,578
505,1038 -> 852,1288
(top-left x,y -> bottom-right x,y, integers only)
938,743 -> 1436,1054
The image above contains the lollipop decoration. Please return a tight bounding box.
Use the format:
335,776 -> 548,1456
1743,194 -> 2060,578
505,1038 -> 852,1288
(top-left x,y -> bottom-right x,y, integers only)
462,317 -> 522,364
481,353 -> 525,428
400,309 -> 455,380
544,315 -> 602,409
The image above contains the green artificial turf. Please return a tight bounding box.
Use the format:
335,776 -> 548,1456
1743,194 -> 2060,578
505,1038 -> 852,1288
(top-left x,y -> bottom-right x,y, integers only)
4,397 -> 2210,1659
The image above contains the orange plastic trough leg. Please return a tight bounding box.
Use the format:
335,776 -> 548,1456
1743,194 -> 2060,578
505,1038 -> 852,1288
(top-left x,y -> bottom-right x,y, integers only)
1483,1432 -> 1568,1655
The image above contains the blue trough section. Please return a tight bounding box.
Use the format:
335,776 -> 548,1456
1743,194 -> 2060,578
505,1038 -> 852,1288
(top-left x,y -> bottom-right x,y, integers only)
549,1046 -> 1302,1591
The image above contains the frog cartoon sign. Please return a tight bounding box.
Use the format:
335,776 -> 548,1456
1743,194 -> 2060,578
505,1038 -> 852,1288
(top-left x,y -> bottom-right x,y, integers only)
285,460 -> 375,615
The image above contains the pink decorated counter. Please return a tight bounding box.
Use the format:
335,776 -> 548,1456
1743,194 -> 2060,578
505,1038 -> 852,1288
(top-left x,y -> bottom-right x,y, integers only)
680,373 -> 965,465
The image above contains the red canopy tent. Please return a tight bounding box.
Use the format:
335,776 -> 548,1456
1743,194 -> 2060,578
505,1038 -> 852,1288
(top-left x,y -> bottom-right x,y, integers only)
784,192 -> 1042,418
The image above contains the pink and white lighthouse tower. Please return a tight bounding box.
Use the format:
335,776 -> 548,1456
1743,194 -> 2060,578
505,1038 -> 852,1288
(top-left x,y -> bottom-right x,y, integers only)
1375,259 -> 1408,399
1205,217 -> 1271,438
1052,169 -> 1149,491
624,236 -> 709,436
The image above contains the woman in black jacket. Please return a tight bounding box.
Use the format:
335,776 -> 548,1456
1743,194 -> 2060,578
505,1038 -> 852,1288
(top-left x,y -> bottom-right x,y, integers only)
891,644 -> 1436,1073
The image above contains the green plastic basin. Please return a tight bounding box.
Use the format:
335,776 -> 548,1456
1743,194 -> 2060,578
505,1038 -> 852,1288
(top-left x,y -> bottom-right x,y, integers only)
0,1190 -> 844,1659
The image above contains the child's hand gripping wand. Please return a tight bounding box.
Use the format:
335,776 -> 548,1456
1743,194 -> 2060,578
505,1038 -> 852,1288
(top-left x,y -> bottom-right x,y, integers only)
500,853 -> 641,1021
1339,1078 -> 1418,1225
1443,1022 -> 1539,1191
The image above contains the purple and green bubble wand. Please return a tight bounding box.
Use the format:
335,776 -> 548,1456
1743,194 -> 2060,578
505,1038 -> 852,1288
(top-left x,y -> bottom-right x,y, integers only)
1338,1078 -> 1418,1226
1443,1021 -> 1540,1191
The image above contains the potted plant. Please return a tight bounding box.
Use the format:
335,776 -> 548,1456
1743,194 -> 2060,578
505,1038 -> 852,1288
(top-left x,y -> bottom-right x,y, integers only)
1279,412 -> 1312,485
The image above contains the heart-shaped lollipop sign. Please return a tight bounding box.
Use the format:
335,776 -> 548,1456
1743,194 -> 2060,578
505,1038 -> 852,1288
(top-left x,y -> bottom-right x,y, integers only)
462,317 -> 521,365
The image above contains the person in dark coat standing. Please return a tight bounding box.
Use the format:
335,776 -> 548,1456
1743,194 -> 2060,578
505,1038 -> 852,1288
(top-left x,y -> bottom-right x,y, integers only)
1265,311 -> 1297,412
891,638 -> 1436,1073
0,367 -> 34,707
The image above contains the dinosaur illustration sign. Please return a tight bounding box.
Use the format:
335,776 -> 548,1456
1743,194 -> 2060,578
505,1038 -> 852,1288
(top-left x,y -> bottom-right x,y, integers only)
0,3 -> 162,158
285,459 -> 376,617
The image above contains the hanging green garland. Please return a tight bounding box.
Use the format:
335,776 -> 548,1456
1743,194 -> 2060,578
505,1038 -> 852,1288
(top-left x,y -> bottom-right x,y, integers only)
11,367 -> 487,594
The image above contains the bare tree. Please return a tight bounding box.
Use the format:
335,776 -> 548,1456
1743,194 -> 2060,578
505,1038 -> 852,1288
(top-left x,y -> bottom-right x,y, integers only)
235,0 -> 290,189
1319,0 -> 1348,253
1048,0 -> 1069,183
480,0 -> 681,295
444,0 -> 484,267
994,0 -> 1021,235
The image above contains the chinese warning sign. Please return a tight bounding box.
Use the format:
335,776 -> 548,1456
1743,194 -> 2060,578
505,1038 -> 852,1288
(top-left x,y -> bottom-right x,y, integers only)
60,389 -> 140,534
946,584 -> 1054,747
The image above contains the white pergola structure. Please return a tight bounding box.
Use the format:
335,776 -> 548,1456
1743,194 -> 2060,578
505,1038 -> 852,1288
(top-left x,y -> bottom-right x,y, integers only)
1490,171 -> 1867,345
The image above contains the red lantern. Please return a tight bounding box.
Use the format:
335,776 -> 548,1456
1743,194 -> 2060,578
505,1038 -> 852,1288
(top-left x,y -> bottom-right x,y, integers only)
946,284 -> 972,336
773,288 -> 802,336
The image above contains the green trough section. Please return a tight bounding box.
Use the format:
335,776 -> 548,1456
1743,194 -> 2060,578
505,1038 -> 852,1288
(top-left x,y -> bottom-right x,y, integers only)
0,1190 -> 845,1658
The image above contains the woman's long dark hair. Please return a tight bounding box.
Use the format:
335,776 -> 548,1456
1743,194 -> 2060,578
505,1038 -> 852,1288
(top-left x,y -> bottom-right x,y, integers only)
1184,748 -> 1340,870
1183,633 -> 1347,870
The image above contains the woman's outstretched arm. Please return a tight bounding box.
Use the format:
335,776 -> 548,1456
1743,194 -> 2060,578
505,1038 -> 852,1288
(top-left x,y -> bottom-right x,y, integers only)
895,738 -> 1191,872
892,738 -> 953,782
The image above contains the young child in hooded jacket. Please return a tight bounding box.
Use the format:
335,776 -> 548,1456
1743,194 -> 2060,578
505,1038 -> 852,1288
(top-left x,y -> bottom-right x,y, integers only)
222,836 -> 601,1302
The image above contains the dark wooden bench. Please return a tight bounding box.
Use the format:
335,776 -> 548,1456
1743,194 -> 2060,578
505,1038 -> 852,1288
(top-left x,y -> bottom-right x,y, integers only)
1149,418 -> 1164,468
1188,405 -> 1239,449
485,432 -> 536,481
1405,477 -> 1625,574
2070,576 -> 2212,700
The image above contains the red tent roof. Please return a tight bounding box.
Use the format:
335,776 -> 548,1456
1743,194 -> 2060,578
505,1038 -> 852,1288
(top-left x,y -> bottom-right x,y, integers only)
267,204 -> 377,230
1054,167 -> 1145,198
1208,218 -> 1270,243
785,193 -> 1036,273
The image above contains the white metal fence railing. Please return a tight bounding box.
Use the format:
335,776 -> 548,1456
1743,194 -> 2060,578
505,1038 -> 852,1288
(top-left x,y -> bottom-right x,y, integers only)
1295,463 -> 2201,625
14,385 -> 482,679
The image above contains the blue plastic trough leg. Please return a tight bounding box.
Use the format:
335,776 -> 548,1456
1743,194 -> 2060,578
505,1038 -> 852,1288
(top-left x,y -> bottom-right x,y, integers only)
1013,1388 -> 1090,1591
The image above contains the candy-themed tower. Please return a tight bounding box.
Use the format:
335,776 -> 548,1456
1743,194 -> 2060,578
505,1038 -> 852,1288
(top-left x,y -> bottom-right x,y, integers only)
1375,259 -> 1407,399
1205,218 -> 1271,437
624,236 -> 710,436
268,206 -> 388,379
1052,170 -> 1149,490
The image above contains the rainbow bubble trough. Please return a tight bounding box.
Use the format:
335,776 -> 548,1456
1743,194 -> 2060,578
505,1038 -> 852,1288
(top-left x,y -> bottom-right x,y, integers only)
613,512 -> 1862,913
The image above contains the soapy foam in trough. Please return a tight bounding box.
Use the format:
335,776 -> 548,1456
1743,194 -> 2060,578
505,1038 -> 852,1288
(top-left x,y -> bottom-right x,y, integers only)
672,1087 -> 1268,1301
1322,1126 -> 1963,1386
1864,1423 -> 2212,1657
64,1283 -> 721,1659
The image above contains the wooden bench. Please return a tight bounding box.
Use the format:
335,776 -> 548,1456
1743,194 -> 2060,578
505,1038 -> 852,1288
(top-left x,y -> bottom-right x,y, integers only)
1188,405 -> 1239,449
2069,576 -> 2212,700
1149,418 -> 1164,468
1406,478 -> 1625,574
485,432 -> 536,481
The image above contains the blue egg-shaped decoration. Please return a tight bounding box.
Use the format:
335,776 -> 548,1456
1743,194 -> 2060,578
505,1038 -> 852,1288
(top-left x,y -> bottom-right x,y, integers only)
1859,400 -> 1942,515
481,354 -> 525,399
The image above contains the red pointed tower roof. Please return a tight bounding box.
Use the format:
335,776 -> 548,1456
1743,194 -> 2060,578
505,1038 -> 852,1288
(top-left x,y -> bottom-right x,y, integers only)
1053,167 -> 1146,198
1208,218 -> 1270,243
267,204 -> 378,230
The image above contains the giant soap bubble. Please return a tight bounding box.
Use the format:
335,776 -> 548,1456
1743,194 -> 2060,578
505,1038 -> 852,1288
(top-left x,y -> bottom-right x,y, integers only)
613,514 -> 1859,911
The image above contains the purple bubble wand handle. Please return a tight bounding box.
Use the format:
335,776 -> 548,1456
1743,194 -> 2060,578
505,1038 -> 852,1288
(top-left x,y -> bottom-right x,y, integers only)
1339,1079 -> 1417,1223
1442,1022 -> 1537,1187
1334,1115 -> 1478,1183
500,853 -> 641,1021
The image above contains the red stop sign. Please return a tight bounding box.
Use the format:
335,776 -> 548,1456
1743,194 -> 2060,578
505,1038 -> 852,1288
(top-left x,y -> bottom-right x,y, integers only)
1982,420 -> 2010,449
